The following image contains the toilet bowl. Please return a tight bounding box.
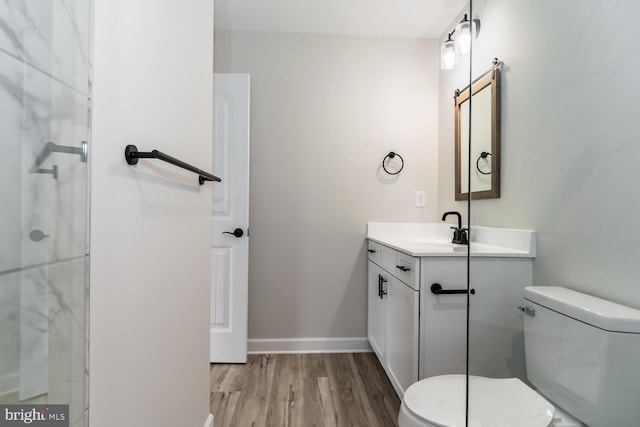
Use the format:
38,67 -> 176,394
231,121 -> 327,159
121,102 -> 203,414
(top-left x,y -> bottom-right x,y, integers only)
398,375 -> 557,427
398,286 -> 640,427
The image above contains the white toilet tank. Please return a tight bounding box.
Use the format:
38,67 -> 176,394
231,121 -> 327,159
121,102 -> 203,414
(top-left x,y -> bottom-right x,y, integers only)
523,286 -> 640,427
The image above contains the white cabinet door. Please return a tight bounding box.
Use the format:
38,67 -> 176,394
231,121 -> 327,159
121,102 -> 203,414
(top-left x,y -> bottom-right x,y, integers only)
467,258 -> 533,379
367,261 -> 387,366
386,275 -> 419,399
420,257 -> 468,378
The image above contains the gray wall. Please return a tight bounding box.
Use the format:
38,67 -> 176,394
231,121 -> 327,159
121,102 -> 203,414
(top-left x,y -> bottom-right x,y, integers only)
214,30 -> 439,341
439,0 -> 640,309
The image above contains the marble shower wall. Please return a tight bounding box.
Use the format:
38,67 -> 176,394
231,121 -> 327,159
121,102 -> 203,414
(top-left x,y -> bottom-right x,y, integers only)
1,0 -> 89,273
0,0 -> 90,92
0,0 -> 90,423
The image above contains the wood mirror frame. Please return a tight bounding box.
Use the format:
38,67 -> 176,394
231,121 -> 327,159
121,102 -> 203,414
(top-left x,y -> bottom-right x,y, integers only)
455,67 -> 501,201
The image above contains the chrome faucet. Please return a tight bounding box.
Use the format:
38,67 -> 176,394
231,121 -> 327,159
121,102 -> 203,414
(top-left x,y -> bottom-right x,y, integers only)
441,211 -> 468,245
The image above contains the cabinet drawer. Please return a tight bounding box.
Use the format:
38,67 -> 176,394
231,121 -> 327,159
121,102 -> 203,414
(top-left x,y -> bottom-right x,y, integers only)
367,240 -> 381,263
379,244 -> 397,273
368,240 -> 419,290
395,251 -> 419,290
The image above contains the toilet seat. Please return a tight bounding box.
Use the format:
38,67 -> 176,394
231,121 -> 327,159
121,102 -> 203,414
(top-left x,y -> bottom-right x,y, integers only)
401,375 -> 555,427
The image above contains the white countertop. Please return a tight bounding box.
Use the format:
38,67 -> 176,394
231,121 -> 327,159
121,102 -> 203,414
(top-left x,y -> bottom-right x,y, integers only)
366,222 -> 536,258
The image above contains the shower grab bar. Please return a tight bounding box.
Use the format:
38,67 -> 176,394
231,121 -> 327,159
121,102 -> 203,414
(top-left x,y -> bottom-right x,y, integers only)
124,145 -> 221,185
431,283 -> 475,295
30,141 -> 87,176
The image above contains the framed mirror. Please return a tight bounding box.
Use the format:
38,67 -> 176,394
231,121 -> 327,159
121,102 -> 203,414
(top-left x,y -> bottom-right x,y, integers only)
455,65 -> 501,201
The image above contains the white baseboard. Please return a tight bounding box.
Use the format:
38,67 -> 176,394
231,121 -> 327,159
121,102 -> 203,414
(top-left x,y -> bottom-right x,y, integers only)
203,413 -> 213,427
247,337 -> 372,354
0,372 -> 19,397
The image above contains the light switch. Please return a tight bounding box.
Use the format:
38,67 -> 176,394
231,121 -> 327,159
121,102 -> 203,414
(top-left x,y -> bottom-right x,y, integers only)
415,191 -> 426,207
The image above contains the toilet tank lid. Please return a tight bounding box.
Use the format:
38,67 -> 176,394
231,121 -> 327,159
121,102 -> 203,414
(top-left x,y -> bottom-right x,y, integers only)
524,286 -> 640,334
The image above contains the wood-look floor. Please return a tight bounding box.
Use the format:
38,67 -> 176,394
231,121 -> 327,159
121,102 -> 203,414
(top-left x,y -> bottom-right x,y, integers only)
210,353 -> 400,427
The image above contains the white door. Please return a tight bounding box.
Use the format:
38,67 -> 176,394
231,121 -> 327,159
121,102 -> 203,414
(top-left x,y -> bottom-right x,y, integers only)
210,73 -> 250,363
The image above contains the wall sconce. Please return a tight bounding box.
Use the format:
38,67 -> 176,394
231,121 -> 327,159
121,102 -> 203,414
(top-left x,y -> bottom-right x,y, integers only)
441,14 -> 480,70
441,33 -> 456,70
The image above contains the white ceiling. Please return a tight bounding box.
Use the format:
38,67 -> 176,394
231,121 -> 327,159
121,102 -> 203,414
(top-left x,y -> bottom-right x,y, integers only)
214,0 -> 468,39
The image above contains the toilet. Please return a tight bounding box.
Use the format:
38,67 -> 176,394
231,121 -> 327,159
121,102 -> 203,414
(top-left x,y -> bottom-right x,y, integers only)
399,286 -> 640,427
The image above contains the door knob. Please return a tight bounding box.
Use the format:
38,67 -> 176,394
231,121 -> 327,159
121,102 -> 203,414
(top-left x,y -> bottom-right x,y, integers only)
222,228 -> 244,238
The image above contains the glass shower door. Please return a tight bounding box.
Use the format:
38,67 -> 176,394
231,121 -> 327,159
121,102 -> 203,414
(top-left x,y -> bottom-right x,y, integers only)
467,0 -> 640,426
0,1 -> 90,426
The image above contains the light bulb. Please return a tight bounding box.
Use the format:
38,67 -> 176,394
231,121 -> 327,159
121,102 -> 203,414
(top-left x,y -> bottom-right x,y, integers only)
441,38 -> 456,70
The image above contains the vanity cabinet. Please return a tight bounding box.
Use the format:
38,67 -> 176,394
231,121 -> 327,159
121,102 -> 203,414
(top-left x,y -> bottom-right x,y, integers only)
367,222 -> 536,395
367,236 -> 534,398
367,241 -> 419,399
